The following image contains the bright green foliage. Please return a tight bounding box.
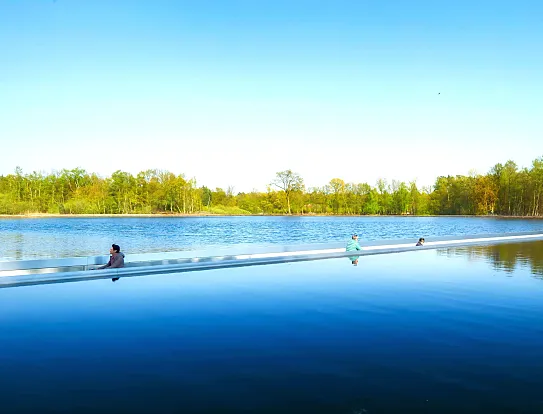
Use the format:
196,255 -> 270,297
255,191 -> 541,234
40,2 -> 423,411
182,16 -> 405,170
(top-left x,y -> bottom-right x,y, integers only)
271,170 -> 304,214
1,157 -> 543,216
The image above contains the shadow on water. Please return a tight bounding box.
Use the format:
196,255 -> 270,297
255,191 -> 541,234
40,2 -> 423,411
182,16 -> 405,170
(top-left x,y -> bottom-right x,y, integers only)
437,241 -> 543,277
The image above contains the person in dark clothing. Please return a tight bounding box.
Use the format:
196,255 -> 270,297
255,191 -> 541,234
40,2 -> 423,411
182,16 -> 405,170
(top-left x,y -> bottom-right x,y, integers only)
416,238 -> 425,246
97,244 -> 125,269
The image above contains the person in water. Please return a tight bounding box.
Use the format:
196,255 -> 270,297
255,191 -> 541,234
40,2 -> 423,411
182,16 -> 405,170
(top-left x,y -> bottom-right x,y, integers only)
97,244 -> 125,269
346,234 -> 362,265
416,237 -> 425,246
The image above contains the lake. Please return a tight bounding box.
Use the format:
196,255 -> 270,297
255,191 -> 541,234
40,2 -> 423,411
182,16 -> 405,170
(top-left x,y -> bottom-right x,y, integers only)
1,216 -> 543,260
1,240 -> 543,413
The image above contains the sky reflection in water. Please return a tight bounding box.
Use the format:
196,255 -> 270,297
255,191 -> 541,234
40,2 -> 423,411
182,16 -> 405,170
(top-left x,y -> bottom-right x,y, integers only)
1,242 -> 543,413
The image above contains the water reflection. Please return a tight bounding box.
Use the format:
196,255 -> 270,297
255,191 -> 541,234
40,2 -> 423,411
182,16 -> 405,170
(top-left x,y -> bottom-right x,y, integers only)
0,233 -> 26,261
348,255 -> 360,266
437,241 -> 543,277
3,249 -> 543,413
13,233 -> 24,260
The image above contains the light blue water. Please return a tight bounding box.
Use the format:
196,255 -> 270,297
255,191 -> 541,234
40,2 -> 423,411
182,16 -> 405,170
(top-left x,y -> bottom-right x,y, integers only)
1,216 -> 543,260
1,241 -> 543,413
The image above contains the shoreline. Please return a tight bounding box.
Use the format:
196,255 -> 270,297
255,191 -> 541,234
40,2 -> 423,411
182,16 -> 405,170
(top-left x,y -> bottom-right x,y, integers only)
1,213 -> 542,219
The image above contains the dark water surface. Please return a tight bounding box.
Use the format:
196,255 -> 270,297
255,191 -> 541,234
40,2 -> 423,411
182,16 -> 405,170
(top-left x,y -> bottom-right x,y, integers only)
1,216 -> 543,260
1,241 -> 543,413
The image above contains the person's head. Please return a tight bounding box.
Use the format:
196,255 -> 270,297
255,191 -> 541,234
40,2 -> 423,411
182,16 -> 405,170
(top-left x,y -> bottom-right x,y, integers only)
352,234 -> 358,241
110,244 -> 121,254
352,259 -> 359,266
418,238 -> 425,244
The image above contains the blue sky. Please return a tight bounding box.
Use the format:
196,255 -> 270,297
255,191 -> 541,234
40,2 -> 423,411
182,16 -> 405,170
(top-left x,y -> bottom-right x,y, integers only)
1,0 -> 541,191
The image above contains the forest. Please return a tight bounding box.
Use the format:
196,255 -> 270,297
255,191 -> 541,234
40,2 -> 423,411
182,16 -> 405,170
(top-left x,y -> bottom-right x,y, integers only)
0,157 -> 542,216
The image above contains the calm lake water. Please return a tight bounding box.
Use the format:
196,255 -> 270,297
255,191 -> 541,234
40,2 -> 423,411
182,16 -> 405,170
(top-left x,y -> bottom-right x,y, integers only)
1,241 -> 543,413
1,216 -> 543,260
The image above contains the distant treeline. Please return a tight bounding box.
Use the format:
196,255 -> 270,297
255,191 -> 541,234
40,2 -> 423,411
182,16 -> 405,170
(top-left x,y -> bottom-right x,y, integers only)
1,157 -> 542,216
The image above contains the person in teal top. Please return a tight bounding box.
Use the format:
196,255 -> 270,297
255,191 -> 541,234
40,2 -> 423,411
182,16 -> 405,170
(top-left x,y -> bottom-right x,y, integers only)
346,234 -> 362,265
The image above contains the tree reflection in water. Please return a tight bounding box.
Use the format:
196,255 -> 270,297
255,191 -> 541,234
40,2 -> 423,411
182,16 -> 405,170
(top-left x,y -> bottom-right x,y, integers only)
437,241 -> 543,277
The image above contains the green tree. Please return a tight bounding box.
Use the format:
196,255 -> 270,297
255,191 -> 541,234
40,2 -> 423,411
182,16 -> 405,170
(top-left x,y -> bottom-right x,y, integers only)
272,170 -> 304,214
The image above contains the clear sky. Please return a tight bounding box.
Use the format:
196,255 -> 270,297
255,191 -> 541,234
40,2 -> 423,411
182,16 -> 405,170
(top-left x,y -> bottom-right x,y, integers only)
1,0 -> 542,192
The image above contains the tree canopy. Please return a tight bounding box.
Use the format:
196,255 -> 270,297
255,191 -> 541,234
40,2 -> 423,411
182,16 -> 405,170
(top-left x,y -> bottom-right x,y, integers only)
1,157 -> 542,216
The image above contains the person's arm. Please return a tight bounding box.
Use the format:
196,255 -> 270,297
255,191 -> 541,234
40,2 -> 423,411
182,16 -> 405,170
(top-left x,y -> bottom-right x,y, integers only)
96,256 -> 112,269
